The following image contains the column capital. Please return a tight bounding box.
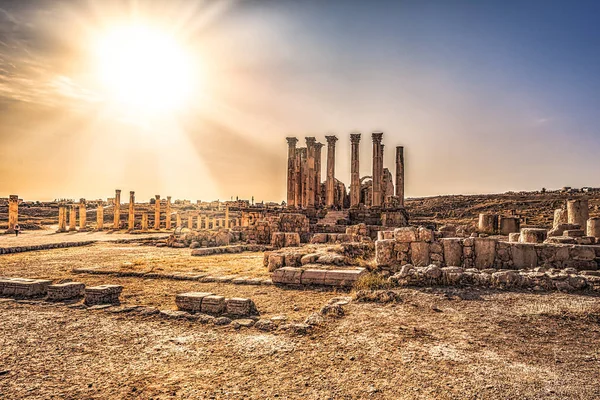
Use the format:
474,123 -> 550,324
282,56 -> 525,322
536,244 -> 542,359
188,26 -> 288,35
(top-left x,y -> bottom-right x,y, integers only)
325,135 -> 338,146
155,195 -> 160,200
115,189 -> 121,194
80,198 -> 86,204
130,191 -> 135,196
371,132 -> 383,143
286,137 -> 298,147
315,142 -> 324,150
305,137 -> 316,146
396,145 -> 404,150
350,133 -> 361,144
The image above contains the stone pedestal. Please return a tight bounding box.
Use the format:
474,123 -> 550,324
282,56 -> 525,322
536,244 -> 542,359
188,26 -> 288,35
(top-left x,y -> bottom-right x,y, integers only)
113,189 -> 121,229
6,195 -> 18,233
567,199 -> 589,229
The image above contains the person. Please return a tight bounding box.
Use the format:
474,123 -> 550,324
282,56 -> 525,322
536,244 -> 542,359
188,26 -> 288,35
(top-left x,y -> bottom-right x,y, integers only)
14,224 -> 20,237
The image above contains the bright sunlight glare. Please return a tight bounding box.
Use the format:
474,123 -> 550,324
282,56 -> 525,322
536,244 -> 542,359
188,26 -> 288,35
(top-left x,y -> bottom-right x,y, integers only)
94,24 -> 195,115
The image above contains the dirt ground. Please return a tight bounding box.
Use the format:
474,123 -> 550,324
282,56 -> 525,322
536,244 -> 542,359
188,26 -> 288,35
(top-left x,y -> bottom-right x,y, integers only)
1,243 -> 600,399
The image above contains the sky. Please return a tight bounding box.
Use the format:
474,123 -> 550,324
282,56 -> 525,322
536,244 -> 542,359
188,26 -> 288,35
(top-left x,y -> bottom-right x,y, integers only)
1,0 -> 600,202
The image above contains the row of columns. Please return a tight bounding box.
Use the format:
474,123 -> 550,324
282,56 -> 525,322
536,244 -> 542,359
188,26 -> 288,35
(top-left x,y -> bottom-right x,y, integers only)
286,132 -> 405,209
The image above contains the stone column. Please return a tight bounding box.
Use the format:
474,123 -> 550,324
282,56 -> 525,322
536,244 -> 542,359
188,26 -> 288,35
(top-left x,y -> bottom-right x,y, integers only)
395,146 -> 404,206
553,209 -> 567,228
6,195 -> 18,233
294,148 -> 302,208
225,206 -> 230,228
350,133 -> 361,207
154,195 -> 161,229
69,205 -> 77,231
478,213 -> 498,234
57,205 -> 67,232
128,191 -> 135,230
176,213 -> 182,228
567,199 -> 589,229
325,135 -> 338,207
141,212 -> 148,232
305,137 -> 316,208
113,189 -> 121,229
372,132 -> 383,207
300,148 -> 308,207
315,142 -> 324,207
96,204 -> 103,230
79,199 -> 87,231
196,214 -> 201,230
587,218 -> 600,238
165,196 -> 172,230
286,137 -> 298,207
187,214 -> 193,229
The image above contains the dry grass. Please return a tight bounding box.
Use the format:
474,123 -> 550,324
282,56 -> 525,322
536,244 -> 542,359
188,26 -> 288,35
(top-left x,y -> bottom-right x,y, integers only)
352,273 -> 392,291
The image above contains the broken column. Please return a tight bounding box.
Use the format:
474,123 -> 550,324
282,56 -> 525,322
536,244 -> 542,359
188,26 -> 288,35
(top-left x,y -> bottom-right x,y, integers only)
306,137 -> 316,208
499,216 -> 520,235
141,213 -> 148,232
225,206 -> 230,229
587,217 -> 600,238
154,195 -> 161,229
128,191 -> 135,230
286,137 -> 298,207
395,146 -> 404,206
315,142 -> 323,207
165,196 -> 172,230
325,135 -> 338,207
553,209 -> 567,228
6,195 -> 18,233
478,213 -> 498,234
196,214 -> 201,230
57,204 -> 67,232
519,228 -> 547,243
113,189 -> 121,229
79,199 -> 87,231
372,132 -> 383,207
350,133 -> 361,207
567,199 -> 589,229
69,205 -> 77,231
188,215 -> 193,229
96,204 -> 103,230
176,213 -> 182,228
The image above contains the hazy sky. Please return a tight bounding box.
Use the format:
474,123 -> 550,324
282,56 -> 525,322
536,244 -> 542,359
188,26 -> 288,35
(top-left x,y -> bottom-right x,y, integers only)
1,0 -> 600,202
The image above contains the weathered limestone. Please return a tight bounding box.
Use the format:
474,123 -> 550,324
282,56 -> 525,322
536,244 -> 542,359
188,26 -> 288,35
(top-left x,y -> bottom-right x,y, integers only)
154,195 -> 161,229
350,133 -> 361,207
201,295 -> 226,314
68,205 -> 77,231
306,137 -> 316,208
478,213 -> 498,234
78,199 -> 87,231
286,137 -> 298,207
6,195 -> 18,233
315,142 -> 323,207
128,191 -> 135,230
84,285 -> 123,305
519,228 -> 547,243
0,278 -> 52,297
395,146 -> 404,206
441,238 -> 462,267
57,205 -> 67,232
474,238 -> 496,268
226,298 -> 258,316
141,212 -> 148,232
176,292 -> 213,312
325,135 -> 338,207
165,196 -> 172,230
499,216 -> 520,235
96,203 -> 103,230
587,217 -> 600,238
553,209 -> 568,228
371,132 -> 383,207
113,189 -> 121,229
567,199 -> 589,229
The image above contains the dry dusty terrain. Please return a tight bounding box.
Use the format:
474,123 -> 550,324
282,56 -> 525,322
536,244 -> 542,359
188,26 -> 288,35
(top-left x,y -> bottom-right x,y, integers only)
1,243 -> 600,399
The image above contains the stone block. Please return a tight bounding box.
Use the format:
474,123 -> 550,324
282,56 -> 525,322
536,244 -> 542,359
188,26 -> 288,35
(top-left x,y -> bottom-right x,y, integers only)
510,243 -> 537,269
417,227 -> 434,242
441,238 -> 462,267
267,254 -> 284,272
300,269 -> 328,285
519,228 -> 547,244
375,239 -> 396,267
284,233 -> 301,247
84,285 -> 123,305
226,298 -> 258,316
564,229 -> 585,238
323,269 -> 366,287
474,238 -> 496,269
377,231 -> 395,240
201,295 -> 226,314
410,241 -> 430,267
271,267 -> 303,285
47,282 -> 85,301
176,292 -> 213,312
0,278 -> 52,298
394,227 -> 418,243
508,233 -> 520,242
570,246 -> 596,261
310,233 -> 329,244
499,216 -> 520,235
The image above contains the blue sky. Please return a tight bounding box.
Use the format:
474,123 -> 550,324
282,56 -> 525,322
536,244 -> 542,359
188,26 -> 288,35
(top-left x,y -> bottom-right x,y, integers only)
1,0 -> 599,200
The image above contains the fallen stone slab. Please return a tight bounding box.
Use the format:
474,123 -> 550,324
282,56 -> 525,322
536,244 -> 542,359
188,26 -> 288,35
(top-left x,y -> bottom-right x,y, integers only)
84,284 -> 123,305
226,297 -> 258,316
323,269 -> 367,287
47,282 -> 85,301
175,292 -> 214,313
0,278 -> 52,298
272,267 -> 304,285
201,295 -> 226,314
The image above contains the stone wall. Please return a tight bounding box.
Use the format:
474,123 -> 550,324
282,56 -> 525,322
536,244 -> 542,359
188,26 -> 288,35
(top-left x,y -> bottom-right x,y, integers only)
376,226 -> 600,272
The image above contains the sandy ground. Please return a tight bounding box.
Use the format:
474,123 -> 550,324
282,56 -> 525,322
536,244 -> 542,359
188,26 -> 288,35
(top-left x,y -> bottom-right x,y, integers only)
1,244 -> 600,399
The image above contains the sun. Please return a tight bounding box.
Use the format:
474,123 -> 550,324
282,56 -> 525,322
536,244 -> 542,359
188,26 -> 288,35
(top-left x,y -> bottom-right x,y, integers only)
94,24 -> 195,115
